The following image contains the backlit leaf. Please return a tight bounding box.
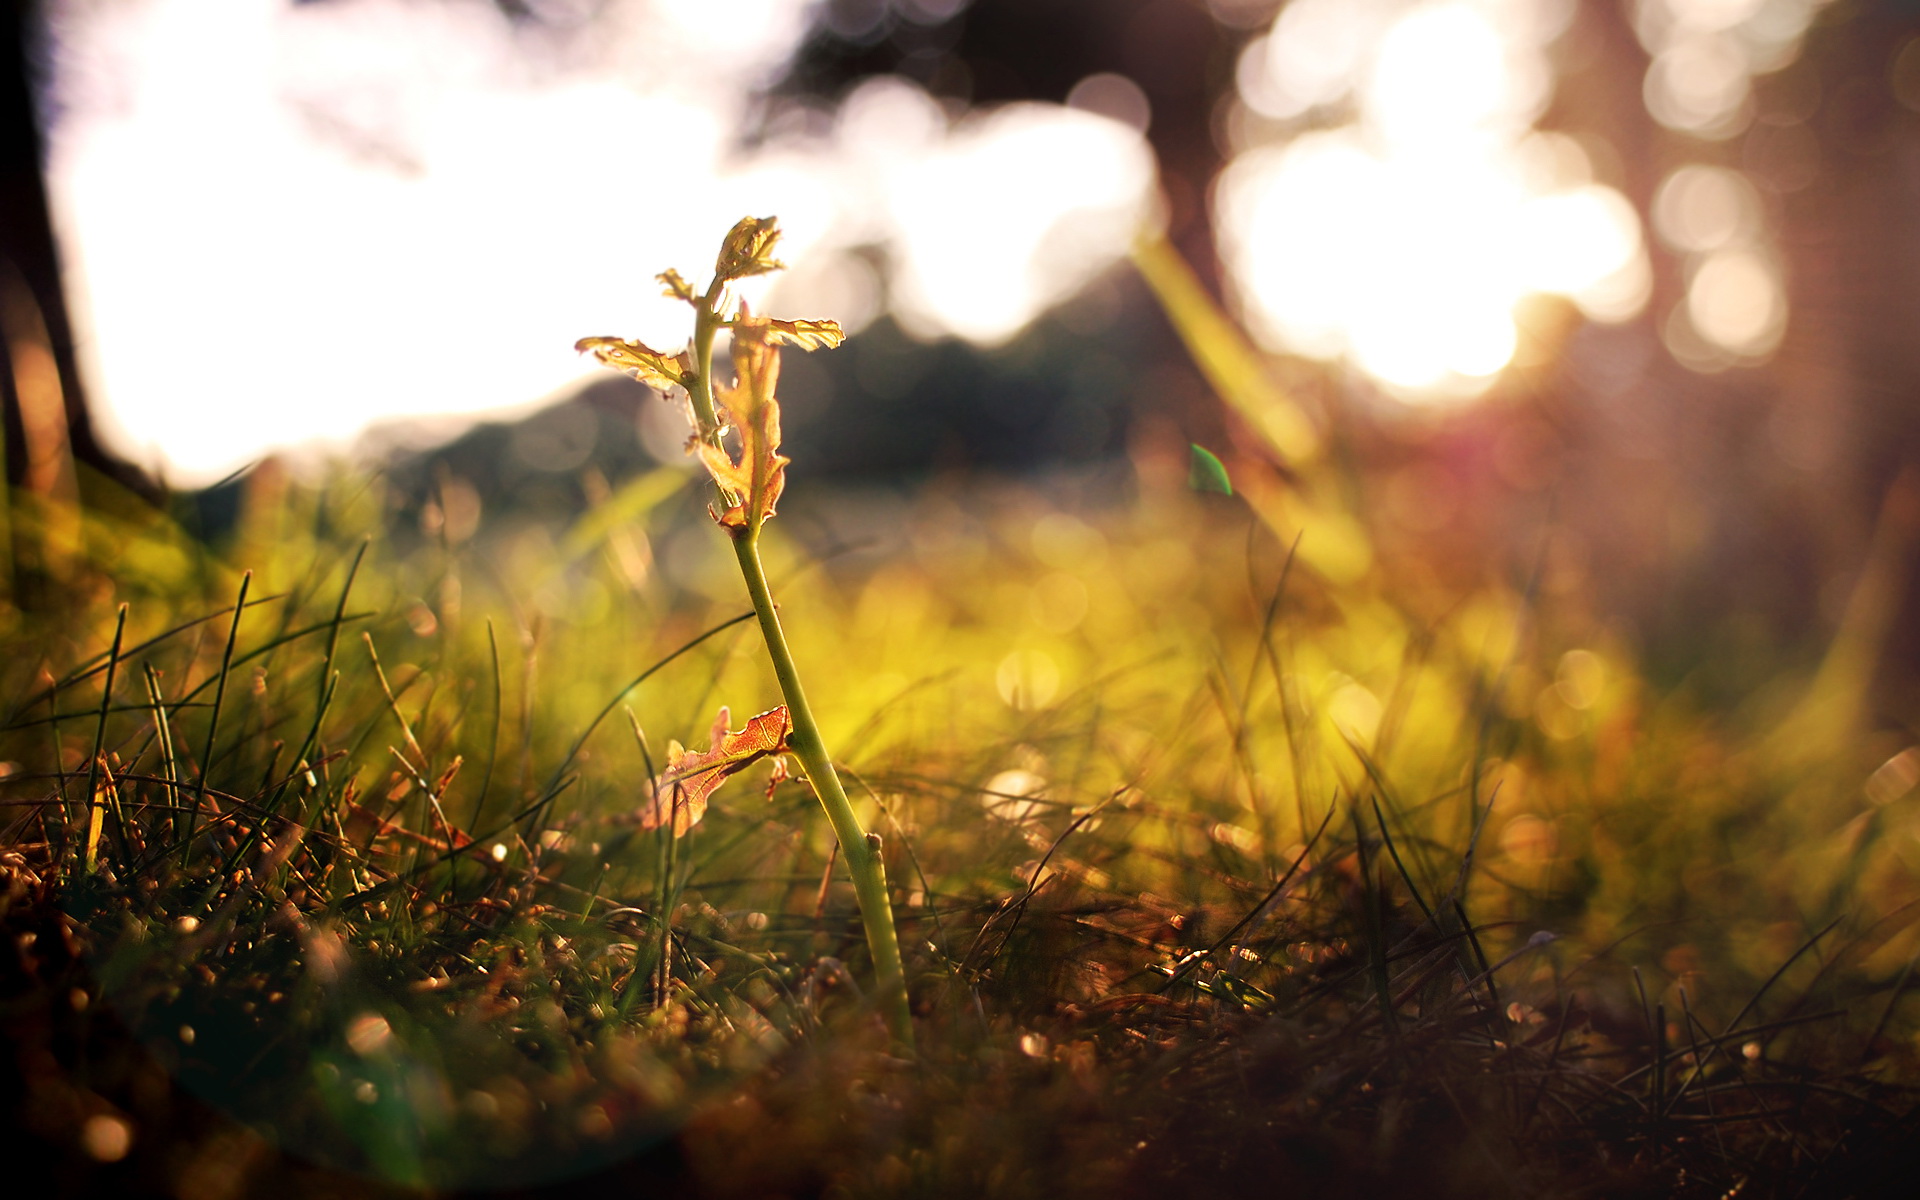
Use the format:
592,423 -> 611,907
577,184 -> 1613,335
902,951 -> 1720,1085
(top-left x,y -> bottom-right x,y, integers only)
696,323 -> 789,531
761,317 -> 846,351
714,215 -> 785,283
657,268 -> 696,303
575,336 -> 688,390
641,705 -> 793,837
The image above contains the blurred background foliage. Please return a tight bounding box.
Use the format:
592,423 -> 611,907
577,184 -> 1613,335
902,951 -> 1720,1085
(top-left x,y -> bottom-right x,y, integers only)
5,0 -> 1920,715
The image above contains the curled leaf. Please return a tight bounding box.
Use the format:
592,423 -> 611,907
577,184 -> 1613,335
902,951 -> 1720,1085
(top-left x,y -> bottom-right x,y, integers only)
658,268 -> 697,304
764,754 -> 792,802
714,215 -> 785,283
761,317 -> 846,351
575,336 -> 689,390
641,705 -> 793,837
696,326 -> 788,530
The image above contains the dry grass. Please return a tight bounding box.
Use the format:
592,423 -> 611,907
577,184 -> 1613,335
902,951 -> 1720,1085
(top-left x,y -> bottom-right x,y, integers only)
4,459 -> 1920,1197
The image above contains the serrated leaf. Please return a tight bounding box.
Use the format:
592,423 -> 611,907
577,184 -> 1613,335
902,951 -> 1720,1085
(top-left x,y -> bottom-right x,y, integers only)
575,336 -> 688,389
761,317 -> 846,351
658,268 -> 697,303
1188,443 -> 1233,496
696,325 -> 788,530
640,705 -> 792,836
714,215 -> 785,283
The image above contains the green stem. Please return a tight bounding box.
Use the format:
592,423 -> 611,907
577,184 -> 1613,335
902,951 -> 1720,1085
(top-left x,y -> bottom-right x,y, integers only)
730,530 -> 912,1047
688,284 -> 913,1048
687,281 -> 728,442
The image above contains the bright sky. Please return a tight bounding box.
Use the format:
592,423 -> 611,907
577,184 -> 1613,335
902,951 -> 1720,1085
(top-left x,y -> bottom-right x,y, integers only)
41,0 -> 1155,483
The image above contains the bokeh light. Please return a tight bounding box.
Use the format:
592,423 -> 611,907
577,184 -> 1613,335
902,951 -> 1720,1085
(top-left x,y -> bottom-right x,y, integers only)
1217,0 -> 1648,400
1652,165 -> 1763,253
1686,247 -> 1786,357
1649,162 -> 1787,367
1631,0 -> 1832,139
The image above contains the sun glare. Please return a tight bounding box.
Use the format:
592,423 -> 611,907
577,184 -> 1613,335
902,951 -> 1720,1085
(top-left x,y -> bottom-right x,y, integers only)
40,0 -> 1152,483
1217,0 -> 1648,402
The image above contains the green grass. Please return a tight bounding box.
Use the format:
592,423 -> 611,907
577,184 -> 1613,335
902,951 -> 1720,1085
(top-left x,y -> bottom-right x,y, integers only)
3,443 -> 1920,1197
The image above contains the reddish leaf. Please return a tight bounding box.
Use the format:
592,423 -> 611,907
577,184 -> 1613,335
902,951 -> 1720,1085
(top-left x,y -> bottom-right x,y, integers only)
641,705 -> 793,837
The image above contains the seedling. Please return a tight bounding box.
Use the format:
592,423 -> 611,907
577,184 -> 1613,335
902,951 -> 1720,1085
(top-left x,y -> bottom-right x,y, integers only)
577,217 -> 913,1047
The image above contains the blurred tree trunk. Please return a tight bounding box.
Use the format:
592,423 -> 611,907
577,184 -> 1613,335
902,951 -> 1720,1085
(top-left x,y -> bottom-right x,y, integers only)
1,0 -> 151,504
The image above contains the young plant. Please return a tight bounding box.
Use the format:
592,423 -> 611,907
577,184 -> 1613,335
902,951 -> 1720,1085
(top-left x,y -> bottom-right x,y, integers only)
577,217 -> 913,1047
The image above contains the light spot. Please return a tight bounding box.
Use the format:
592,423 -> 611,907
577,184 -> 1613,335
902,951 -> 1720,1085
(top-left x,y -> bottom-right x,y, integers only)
1029,572 -> 1090,634
1066,73 -> 1151,135
982,769 -> 1049,824
1499,813 -> 1559,866
1238,0 -> 1398,119
1865,748 -> 1920,808
577,1105 -> 613,1138
1893,38 -> 1920,113
1685,248 -> 1786,358
1029,513 -> 1106,571
1210,822 -> 1261,855
1534,685 -> 1586,740
405,602 -> 438,638
1644,37 -> 1753,137
81,1113 -> 133,1162
1326,679 -> 1382,746
345,1012 -> 393,1057
1553,649 -> 1606,710
1653,165 -> 1760,254
996,650 -> 1061,710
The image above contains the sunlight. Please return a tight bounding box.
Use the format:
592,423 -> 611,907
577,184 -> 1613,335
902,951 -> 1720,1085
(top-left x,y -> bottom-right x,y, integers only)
880,99 -> 1156,346
40,0 -> 1153,483
1366,3 -> 1533,150
1217,0 -> 1648,402
1236,0 -> 1399,119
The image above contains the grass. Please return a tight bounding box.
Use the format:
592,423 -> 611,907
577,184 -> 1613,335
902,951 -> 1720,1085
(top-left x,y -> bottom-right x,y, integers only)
5,449 -> 1920,1198
6,241 -> 1920,1196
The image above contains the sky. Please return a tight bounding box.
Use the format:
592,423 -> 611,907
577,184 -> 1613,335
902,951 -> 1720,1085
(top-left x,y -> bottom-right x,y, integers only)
39,0 -> 1825,483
